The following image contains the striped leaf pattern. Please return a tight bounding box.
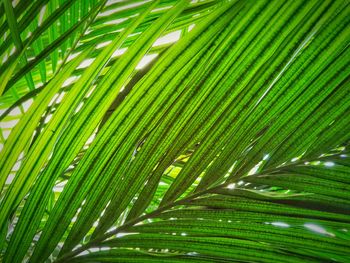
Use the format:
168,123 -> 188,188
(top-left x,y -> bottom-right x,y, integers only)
0,0 -> 349,262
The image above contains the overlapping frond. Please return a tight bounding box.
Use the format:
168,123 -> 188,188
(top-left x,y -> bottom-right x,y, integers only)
0,0 -> 349,262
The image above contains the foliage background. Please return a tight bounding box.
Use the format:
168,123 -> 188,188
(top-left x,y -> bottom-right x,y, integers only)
0,0 -> 349,262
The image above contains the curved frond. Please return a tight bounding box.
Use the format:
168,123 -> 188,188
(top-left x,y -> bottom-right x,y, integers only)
0,0 -> 349,262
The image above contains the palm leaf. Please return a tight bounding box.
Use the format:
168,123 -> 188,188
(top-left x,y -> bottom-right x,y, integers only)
0,0 -> 349,262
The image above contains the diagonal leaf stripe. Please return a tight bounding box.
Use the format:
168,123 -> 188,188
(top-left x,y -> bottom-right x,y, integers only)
2,1 -> 163,262
91,0 -> 246,238
27,1 -> 194,262
0,49 -> 89,192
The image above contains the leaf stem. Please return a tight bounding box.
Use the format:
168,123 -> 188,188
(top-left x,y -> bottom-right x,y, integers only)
54,182 -> 230,262
55,151 -> 347,262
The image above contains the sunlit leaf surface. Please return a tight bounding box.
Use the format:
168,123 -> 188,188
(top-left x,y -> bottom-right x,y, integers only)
0,0 -> 349,262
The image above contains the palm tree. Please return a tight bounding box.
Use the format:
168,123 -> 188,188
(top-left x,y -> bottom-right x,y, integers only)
0,0 -> 349,262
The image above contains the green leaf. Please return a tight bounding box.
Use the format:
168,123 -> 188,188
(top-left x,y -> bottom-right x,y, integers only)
1,1 -> 350,262
2,0 -> 35,90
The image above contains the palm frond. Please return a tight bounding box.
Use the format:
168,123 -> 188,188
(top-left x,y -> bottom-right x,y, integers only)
0,0 -> 349,262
